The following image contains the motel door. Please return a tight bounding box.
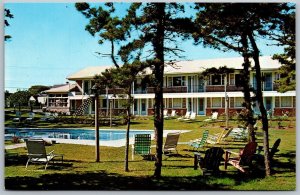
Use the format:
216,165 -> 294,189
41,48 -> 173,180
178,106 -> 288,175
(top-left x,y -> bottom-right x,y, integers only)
134,99 -> 138,115
264,97 -> 273,111
198,78 -> 204,92
141,99 -> 147,115
264,73 -> 272,91
198,98 -> 205,115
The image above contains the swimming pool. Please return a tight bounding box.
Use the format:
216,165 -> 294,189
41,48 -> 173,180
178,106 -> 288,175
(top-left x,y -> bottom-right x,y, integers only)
5,128 -> 154,141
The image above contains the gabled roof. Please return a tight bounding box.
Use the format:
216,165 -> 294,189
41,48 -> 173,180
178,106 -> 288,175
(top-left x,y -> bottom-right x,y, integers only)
67,66 -> 112,80
44,84 -> 77,93
67,56 -> 281,80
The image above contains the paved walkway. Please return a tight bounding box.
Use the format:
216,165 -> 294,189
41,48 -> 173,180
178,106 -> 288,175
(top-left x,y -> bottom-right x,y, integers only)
5,143 -> 26,150
5,130 -> 190,149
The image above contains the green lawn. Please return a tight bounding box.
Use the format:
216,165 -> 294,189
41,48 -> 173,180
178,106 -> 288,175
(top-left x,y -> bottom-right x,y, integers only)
4,114 -> 296,190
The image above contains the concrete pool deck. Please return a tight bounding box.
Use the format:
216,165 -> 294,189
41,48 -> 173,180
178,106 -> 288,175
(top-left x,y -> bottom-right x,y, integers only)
5,130 -> 190,149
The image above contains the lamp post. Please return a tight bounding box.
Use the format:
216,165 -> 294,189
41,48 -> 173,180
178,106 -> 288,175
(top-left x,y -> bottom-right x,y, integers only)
224,74 -> 229,128
110,95 -> 116,128
91,84 -> 100,162
110,98 -> 112,127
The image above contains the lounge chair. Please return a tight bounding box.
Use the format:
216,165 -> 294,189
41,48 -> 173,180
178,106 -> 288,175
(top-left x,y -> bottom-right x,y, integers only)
132,134 -> 152,160
204,111 -> 218,122
177,111 -> 191,121
163,109 -> 169,119
224,142 -> 257,173
163,132 -> 180,155
170,110 -> 177,118
48,113 -> 59,121
12,111 -> 21,122
25,139 -> 63,170
184,112 -> 196,122
207,128 -> 233,145
255,138 -> 281,164
40,112 -> 51,121
25,112 -> 35,122
188,130 -> 209,151
229,127 -> 248,141
194,147 -> 225,176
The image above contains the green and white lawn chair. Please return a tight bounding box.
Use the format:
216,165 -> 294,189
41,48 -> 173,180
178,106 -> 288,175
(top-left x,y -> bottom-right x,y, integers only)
132,134 -> 152,160
188,130 -> 209,151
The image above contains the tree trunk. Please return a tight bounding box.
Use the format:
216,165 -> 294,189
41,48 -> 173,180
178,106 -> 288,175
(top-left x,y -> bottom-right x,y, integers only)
124,90 -> 131,172
248,33 -> 271,176
240,33 -> 256,142
153,3 -> 165,178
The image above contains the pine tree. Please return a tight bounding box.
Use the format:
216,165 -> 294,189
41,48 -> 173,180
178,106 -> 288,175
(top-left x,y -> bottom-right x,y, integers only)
121,3 -> 192,177
193,3 -> 295,176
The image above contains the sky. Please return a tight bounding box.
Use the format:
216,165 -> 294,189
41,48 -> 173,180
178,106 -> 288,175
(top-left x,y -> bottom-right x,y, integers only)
4,2 -> 287,93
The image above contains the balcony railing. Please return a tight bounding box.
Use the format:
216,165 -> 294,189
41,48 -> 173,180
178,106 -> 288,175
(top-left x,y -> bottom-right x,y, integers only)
147,86 -> 188,93
206,85 -> 243,92
78,83 -> 278,96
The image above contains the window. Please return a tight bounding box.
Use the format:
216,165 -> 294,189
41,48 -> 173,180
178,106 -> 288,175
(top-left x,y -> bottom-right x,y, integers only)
84,80 -> 89,94
235,74 -> 242,87
134,100 -> 138,112
172,76 -> 185,86
281,97 -> 292,107
234,97 -> 244,108
102,99 -> 107,108
211,75 -> 223,85
212,97 -> 222,108
173,98 -> 182,108
114,100 -> 118,109
229,74 -> 242,86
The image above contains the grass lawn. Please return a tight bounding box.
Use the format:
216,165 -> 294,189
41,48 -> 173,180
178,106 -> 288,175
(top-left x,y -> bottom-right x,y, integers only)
4,114 -> 296,190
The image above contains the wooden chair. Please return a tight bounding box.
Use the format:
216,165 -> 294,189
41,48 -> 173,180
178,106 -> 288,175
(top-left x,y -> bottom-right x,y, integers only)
224,142 -> 257,173
256,138 -> 281,164
194,147 -> 225,176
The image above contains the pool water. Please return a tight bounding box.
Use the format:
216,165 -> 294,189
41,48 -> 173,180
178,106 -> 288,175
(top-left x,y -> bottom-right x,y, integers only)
5,129 -> 154,141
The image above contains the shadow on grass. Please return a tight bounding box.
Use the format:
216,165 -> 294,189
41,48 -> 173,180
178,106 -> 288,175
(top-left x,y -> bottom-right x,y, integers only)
5,155 -> 77,169
4,170 -> 232,190
5,153 -> 295,190
5,167 -> 273,190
